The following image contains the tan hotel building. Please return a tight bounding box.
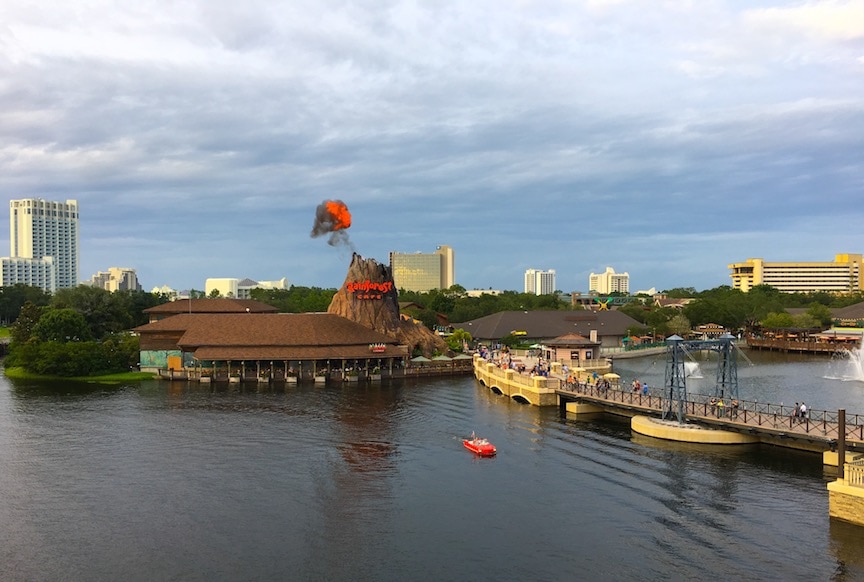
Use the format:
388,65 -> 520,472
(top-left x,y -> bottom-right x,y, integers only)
728,254 -> 864,293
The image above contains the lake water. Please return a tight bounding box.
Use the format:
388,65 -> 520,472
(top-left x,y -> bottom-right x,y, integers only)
2,349 -> 864,582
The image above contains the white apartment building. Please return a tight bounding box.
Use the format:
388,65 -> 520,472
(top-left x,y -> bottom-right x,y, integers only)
1,198 -> 79,292
87,267 -> 142,292
589,267 -> 630,295
0,256 -> 56,291
205,277 -> 290,299
728,254 -> 864,293
524,269 -> 556,295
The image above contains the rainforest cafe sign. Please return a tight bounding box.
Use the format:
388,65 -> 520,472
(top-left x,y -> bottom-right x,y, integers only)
346,279 -> 393,300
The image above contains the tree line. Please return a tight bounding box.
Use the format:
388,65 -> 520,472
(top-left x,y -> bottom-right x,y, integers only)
3,282 -> 860,376
5,285 -> 168,376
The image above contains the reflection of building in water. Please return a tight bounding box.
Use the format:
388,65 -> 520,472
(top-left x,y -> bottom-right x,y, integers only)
829,519 -> 864,575
336,388 -> 399,475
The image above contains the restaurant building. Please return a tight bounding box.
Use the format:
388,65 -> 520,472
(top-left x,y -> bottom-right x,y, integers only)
135,301 -> 410,381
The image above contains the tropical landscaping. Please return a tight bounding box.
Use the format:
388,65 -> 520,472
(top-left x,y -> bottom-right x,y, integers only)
2,282 -> 862,378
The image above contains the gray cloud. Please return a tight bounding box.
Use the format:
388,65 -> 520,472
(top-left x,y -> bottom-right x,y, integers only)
1,0 -> 862,293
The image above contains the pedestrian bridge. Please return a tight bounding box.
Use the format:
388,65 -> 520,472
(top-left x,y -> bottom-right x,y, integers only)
472,354 -> 864,454
556,380 -> 864,454
473,359 -> 559,406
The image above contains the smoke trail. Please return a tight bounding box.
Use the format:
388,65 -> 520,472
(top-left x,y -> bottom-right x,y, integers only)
311,199 -> 355,249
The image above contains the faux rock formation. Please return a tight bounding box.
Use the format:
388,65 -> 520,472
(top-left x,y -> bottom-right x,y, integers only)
328,253 -> 448,356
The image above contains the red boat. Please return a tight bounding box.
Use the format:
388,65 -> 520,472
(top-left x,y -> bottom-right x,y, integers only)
463,433 -> 497,457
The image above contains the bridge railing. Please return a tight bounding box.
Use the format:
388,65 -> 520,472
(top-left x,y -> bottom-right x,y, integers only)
846,459 -> 864,488
560,381 -> 864,442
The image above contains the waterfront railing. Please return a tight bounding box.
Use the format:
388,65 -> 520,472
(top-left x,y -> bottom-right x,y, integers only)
845,458 -> 864,488
561,381 -> 864,443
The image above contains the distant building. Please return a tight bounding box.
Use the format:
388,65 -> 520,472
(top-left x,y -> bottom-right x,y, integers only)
205,277 -> 290,299
0,256 -> 55,292
466,289 -> 503,297
389,245 -> 455,292
0,198 -> 79,292
589,267 -> 629,295
151,285 -> 179,300
87,267 -> 142,292
729,255 -> 864,293
524,269 -> 556,295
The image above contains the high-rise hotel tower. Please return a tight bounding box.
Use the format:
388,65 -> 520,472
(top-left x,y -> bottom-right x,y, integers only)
389,245 -> 455,292
524,269 -> 557,295
1,198 -> 80,292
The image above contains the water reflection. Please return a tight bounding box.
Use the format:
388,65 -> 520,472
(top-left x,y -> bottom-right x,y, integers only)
829,519 -> 864,580
1,363 -> 862,581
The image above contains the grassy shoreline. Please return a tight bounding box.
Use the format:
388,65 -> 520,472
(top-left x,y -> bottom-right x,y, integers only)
3,366 -> 157,384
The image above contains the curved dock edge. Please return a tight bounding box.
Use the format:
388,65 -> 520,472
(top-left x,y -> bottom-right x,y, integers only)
631,415 -> 760,445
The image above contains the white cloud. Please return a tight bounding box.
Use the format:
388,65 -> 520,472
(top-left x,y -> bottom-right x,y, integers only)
743,1 -> 864,42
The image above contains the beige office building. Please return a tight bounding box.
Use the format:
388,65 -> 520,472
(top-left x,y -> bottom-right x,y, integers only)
589,267 -> 630,295
389,245 -> 455,292
728,254 -> 864,293
88,267 -> 142,292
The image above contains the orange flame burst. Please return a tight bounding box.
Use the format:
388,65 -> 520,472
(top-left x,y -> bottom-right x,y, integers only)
311,199 -> 355,250
326,200 -> 352,231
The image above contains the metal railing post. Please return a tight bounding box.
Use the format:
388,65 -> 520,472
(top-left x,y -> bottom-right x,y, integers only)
838,409 -> 846,481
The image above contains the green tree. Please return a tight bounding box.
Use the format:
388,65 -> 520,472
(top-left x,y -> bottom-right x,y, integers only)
10,301 -> 44,344
806,303 -> 833,327
52,286 -> 133,339
446,328 -> 473,352
667,314 -> 692,336
33,308 -> 93,342
760,312 -> 794,329
791,313 -> 820,329
429,291 -> 456,315
250,286 -> 336,313
0,284 -> 51,324
663,287 -> 697,298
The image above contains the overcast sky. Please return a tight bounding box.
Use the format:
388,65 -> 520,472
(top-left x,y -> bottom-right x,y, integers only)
1,1 -> 862,294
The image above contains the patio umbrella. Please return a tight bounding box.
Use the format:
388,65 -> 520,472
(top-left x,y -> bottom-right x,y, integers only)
411,355 -> 432,362
603,372 -> 620,379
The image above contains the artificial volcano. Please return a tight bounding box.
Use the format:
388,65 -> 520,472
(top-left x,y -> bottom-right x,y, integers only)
328,253 -> 447,357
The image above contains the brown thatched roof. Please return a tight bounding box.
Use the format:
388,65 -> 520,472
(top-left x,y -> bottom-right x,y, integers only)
454,310 -> 640,341
134,313 -> 408,360
144,298 -> 278,316
544,333 -> 600,347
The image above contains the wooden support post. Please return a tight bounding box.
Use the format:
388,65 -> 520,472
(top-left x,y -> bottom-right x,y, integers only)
838,409 -> 846,481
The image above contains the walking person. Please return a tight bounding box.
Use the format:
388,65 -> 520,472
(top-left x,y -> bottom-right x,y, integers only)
799,402 -> 807,421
